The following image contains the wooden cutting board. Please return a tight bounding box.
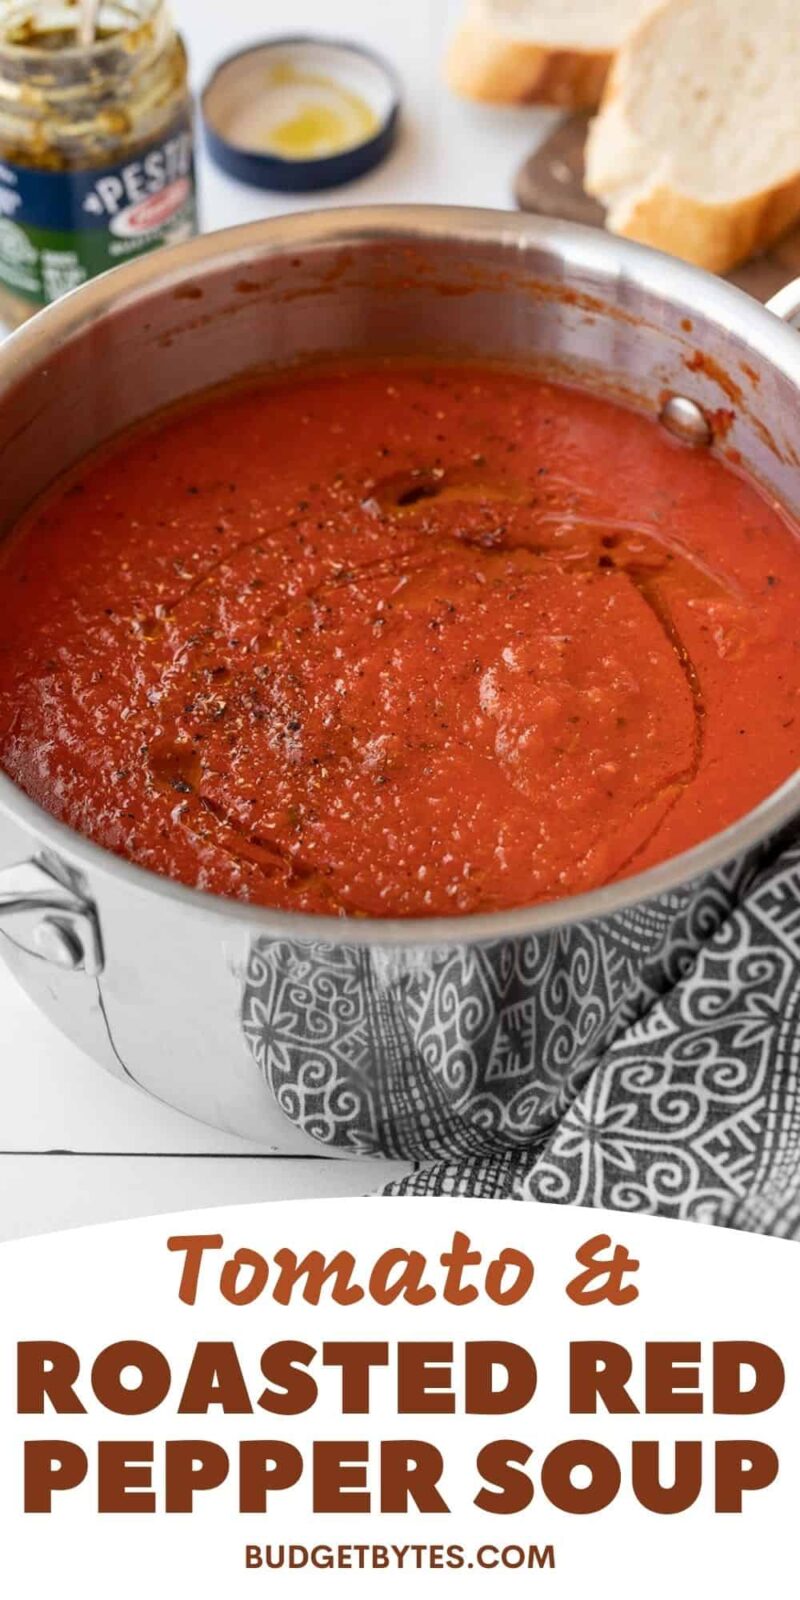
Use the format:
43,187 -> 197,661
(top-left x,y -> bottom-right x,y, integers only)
515,115 -> 800,304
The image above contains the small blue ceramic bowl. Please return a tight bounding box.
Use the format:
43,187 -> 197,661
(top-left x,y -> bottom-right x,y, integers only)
201,36 -> 401,194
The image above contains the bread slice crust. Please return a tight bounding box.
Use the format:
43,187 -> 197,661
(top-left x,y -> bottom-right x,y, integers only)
603,174 -> 800,274
446,18 -> 612,109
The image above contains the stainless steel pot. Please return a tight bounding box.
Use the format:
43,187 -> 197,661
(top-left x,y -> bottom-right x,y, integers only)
2,207 -> 800,1159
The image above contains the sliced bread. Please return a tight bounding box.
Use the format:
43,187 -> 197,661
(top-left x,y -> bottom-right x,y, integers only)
445,0 -> 659,110
585,0 -> 800,272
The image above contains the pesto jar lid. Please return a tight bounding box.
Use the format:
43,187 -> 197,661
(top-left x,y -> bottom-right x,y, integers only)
201,36 -> 401,194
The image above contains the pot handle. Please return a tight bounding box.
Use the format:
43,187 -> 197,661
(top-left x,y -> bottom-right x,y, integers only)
767,277 -> 800,328
0,859 -> 103,975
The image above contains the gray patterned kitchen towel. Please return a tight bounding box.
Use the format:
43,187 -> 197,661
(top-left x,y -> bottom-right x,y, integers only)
243,836 -> 800,1236
383,841 -> 800,1234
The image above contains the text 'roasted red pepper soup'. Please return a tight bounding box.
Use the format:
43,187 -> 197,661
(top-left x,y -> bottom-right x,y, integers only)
1,362 -> 799,919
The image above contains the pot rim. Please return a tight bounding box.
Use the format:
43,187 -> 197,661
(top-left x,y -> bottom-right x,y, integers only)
2,203 -> 799,947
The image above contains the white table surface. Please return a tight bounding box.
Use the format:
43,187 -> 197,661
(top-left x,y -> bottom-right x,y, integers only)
0,0 -> 554,1231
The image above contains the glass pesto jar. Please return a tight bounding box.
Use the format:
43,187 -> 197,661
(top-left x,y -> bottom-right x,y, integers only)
0,0 -> 197,326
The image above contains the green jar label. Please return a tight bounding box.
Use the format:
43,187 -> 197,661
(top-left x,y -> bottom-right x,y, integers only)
0,113 -> 197,307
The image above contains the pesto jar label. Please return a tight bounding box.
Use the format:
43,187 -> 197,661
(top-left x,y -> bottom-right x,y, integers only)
0,114 -> 197,307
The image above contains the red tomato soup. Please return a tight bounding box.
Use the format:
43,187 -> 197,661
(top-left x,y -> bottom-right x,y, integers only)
1,362 -> 799,918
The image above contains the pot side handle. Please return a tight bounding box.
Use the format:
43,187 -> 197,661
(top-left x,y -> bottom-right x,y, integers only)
766,278 -> 800,329
0,859 -> 103,975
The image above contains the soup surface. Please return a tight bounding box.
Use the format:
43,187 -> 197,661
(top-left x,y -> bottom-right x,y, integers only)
1,362 -> 799,918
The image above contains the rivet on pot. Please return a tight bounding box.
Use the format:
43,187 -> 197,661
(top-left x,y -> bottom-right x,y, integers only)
660,395 -> 713,447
